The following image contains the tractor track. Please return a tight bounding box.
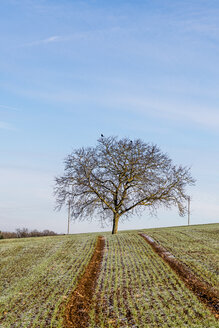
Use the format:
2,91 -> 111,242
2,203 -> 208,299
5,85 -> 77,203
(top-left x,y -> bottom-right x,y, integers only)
140,233 -> 219,319
64,235 -> 105,328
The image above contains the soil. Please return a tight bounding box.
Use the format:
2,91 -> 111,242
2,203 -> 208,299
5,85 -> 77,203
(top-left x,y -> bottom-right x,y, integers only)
64,236 -> 105,328
140,233 -> 219,319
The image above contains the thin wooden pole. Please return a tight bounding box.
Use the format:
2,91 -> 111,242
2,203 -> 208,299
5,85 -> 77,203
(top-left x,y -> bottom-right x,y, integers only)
67,200 -> 70,234
188,196 -> 190,226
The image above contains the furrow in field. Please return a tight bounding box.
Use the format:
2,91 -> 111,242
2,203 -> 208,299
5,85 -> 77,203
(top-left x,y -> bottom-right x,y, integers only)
140,233 -> 219,319
142,224 -> 219,289
64,235 -> 105,328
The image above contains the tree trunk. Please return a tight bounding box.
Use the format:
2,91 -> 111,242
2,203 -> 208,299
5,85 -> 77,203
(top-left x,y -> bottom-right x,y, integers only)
112,213 -> 119,234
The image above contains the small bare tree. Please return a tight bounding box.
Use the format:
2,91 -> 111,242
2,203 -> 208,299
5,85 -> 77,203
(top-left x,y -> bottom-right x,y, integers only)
54,136 -> 195,234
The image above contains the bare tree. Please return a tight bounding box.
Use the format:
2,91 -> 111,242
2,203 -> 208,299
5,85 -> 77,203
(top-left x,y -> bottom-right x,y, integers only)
16,228 -> 29,238
54,136 -> 195,234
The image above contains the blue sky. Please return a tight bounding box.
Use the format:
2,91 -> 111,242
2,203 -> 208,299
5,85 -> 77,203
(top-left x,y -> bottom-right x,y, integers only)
0,0 -> 218,233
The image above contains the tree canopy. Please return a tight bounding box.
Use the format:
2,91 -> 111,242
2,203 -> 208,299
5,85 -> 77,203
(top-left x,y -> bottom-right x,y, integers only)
54,136 -> 195,234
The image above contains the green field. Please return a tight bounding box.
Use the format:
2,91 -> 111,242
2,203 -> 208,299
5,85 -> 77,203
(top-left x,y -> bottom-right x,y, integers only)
89,233 -> 218,327
0,224 -> 218,327
0,234 -> 97,327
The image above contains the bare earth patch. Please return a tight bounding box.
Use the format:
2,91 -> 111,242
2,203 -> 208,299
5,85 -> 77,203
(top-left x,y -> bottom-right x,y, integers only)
64,236 -> 105,328
140,233 -> 219,319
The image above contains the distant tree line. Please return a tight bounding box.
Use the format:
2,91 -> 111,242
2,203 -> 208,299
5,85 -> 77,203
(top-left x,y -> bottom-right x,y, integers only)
0,228 -> 57,239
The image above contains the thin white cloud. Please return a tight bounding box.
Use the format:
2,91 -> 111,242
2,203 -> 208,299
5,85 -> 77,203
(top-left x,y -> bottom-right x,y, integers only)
7,81 -> 219,131
25,35 -> 62,46
23,33 -> 89,47
23,27 -> 131,47
0,121 -> 15,131
167,5 -> 219,40
0,104 -> 19,111
105,95 -> 219,131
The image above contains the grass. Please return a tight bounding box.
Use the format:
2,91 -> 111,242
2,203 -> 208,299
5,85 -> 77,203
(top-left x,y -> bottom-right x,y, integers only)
88,233 -> 218,327
0,233 -> 97,327
142,223 -> 219,290
0,224 -> 218,327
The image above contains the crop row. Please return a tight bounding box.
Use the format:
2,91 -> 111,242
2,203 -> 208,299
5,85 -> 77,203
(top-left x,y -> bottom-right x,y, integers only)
142,223 -> 219,290
88,233 -> 218,328
0,234 -> 97,328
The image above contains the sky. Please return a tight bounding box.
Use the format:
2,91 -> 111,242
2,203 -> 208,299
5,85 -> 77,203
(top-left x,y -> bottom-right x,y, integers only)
0,0 -> 218,234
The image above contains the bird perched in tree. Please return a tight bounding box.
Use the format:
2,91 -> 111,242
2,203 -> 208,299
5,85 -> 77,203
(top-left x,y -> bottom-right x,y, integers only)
101,134 -> 104,137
